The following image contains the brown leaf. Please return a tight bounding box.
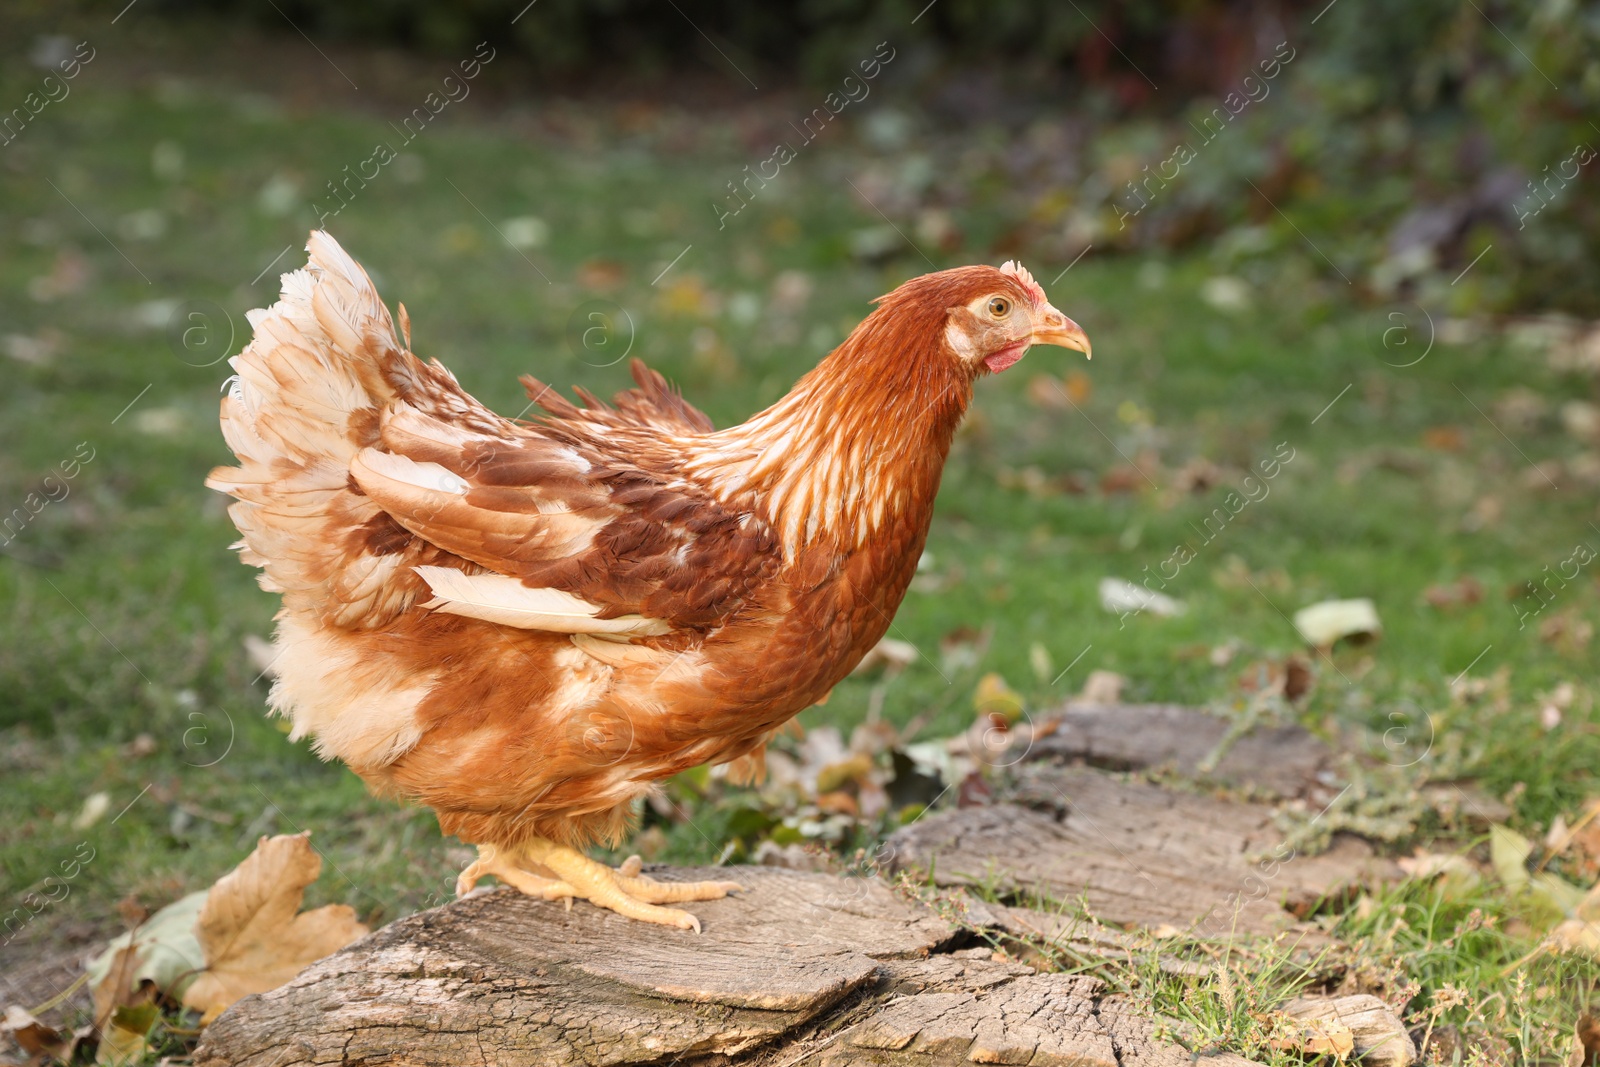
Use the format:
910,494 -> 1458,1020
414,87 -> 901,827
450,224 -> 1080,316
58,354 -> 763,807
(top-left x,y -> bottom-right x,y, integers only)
1423,576 -> 1483,610
1423,425 -> 1467,452
815,791 -> 859,817
1271,1016 -> 1356,1059
1170,456 -> 1224,493
1098,465 -> 1144,494
1541,610 -> 1595,652
1235,655 -> 1315,702
181,833 -> 368,1024
1573,1014 -> 1600,1067
116,895 -> 149,929
1569,803 -> 1600,881
576,259 -> 626,292
3,1005 -> 69,1059
90,944 -> 142,1029
956,771 -> 993,808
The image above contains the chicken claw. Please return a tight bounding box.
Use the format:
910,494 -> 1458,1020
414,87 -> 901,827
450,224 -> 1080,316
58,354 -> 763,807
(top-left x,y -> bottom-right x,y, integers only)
455,841 -> 743,933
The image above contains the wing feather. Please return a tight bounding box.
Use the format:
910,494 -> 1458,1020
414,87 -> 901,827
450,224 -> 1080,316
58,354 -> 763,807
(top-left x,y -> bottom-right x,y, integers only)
414,567 -> 671,635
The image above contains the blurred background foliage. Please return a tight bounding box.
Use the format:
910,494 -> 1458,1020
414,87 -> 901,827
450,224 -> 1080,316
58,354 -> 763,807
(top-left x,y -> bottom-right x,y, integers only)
14,0 -> 1595,312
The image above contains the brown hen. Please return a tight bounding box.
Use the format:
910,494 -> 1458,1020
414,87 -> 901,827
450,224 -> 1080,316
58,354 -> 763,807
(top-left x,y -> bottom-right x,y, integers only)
208,232 -> 1090,930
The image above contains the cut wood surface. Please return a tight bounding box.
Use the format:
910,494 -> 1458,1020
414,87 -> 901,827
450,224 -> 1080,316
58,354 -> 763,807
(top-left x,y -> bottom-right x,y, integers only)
1030,703 -> 1334,798
194,866 -> 1262,1067
887,765 -> 1399,937
1283,994 -> 1418,1066
807,967 -> 1261,1067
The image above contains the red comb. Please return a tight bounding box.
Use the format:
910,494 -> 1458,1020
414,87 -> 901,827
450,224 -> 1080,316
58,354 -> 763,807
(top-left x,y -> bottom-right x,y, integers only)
999,260 -> 1046,304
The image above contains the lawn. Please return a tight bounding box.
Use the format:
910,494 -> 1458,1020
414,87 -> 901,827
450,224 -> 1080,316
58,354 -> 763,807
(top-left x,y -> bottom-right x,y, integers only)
2,23 -> 1597,1063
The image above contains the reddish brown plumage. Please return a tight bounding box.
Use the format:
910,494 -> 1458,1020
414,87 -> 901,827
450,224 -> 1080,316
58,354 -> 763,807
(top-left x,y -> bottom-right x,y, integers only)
208,233 -> 1085,854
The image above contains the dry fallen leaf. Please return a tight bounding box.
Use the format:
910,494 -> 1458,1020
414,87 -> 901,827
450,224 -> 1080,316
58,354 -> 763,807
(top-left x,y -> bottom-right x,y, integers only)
1170,456 -> 1223,493
2,1005 -> 75,1060
973,672 -> 1024,723
73,791 -> 111,830
1098,465 -> 1146,494
1077,669 -> 1125,706
1549,915 -> 1600,957
182,833 -> 369,1023
1397,849 -> 1482,900
1423,576 -> 1483,610
851,636 -> 917,676
1422,425 -> 1468,452
1236,655 -> 1314,703
1098,577 -> 1185,619
90,944 -> 140,1033
1293,598 -> 1381,649
1567,801 -> 1600,881
1547,879 -> 1600,960
96,1003 -> 158,1067
1271,1016 -> 1356,1059
1541,609 -> 1595,652
87,890 -> 207,1027
1572,1013 -> 1600,1067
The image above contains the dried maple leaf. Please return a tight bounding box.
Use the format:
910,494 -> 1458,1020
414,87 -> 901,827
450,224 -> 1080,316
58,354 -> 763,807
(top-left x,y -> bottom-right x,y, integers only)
181,833 -> 368,1023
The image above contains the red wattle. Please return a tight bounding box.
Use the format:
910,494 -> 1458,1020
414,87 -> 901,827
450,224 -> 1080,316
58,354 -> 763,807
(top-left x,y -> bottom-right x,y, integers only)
984,344 -> 1027,373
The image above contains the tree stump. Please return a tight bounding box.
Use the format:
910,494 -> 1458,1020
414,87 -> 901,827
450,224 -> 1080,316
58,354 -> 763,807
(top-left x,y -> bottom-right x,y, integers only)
886,765 -> 1398,938
193,707 -> 1405,1065
1028,702 -> 1334,799
194,866 -> 1263,1066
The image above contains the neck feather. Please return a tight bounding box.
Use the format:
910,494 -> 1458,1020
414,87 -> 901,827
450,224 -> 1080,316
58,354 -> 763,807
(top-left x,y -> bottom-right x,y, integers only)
685,305 -> 973,556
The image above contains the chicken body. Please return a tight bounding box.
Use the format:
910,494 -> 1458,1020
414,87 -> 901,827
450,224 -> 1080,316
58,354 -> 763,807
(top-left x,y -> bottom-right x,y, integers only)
209,233 -> 1089,929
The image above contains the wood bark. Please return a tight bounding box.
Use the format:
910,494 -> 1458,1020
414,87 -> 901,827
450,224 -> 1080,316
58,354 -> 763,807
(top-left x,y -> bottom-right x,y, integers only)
886,765 -> 1398,937
1029,702 -> 1333,798
195,866 -> 1264,1066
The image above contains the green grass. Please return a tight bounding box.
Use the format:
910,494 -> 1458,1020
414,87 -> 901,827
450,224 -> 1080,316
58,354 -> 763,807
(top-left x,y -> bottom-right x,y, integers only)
938,868 -> 1600,1065
2,25 -> 1598,1062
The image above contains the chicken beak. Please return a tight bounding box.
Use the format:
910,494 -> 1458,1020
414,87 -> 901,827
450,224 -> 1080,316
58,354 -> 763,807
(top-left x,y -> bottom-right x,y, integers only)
1029,304 -> 1092,360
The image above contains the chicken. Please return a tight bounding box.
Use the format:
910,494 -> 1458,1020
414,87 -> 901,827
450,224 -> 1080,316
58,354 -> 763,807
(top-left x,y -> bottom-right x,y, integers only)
207,232 -> 1090,931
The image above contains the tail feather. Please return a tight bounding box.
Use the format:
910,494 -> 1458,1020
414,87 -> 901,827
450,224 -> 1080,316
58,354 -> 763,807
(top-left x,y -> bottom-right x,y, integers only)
208,231 -> 483,628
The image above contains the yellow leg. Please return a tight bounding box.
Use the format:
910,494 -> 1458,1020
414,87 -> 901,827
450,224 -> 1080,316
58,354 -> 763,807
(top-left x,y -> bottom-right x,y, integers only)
454,841 -> 744,933
456,844 -> 577,900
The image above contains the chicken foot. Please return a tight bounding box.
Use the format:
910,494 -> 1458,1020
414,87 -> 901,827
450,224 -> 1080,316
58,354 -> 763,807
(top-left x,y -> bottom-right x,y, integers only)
455,840 -> 743,933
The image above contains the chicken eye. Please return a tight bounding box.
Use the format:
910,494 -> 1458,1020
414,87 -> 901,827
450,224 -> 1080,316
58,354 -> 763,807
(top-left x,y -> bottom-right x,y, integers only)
987,297 -> 1011,318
